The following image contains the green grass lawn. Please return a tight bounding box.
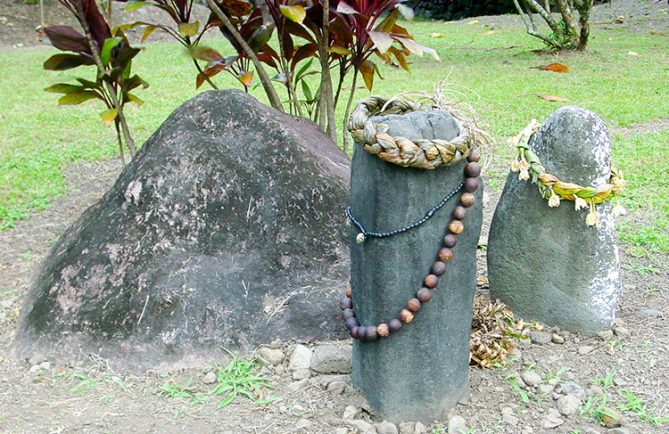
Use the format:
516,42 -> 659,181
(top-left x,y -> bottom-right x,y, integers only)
0,18 -> 668,253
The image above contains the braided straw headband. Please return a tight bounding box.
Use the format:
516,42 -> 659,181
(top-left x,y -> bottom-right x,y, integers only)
512,120 -> 626,227
347,96 -> 489,170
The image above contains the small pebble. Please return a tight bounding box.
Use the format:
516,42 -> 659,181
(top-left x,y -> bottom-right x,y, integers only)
538,384 -> 554,394
521,370 -> 542,387
259,347 -> 285,366
600,407 -> 624,428
448,415 -> 468,434
397,422 -> 415,434
375,421 -> 399,434
613,326 -> 629,338
342,405 -> 358,420
578,345 -> 594,355
542,414 -> 564,429
551,334 -> 565,344
589,385 -> 604,397
597,330 -> 614,341
203,371 -> 217,384
557,394 -> 582,416
292,369 -> 310,380
502,413 -> 519,426
530,331 -> 552,345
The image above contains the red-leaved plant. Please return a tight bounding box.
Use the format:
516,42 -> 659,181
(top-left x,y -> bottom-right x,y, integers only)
128,0 -> 436,148
43,0 -> 147,162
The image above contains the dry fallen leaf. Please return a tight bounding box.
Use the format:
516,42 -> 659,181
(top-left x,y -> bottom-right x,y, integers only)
534,62 -> 570,73
536,94 -> 570,102
627,51 -> 639,56
476,275 -> 490,288
481,30 -> 495,35
650,31 -> 666,36
467,19 -> 480,25
430,32 -> 444,39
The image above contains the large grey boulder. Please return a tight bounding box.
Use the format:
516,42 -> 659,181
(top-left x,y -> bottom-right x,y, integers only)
12,90 -> 350,367
488,106 -> 621,335
350,110 -> 483,423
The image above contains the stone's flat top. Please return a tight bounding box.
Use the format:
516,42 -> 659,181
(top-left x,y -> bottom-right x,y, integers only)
372,110 -> 461,142
487,106 -> 621,336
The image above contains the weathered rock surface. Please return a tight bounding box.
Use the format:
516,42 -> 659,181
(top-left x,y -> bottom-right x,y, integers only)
488,106 -> 621,335
350,110 -> 483,423
12,90 -> 351,367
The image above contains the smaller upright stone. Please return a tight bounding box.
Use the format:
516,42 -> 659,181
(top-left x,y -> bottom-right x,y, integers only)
488,107 -> 622,335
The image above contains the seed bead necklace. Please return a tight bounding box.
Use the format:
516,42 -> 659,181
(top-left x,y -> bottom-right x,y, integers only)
341,151 -> 482,341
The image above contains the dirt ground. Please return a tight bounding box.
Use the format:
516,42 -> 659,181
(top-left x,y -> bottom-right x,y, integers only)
1,1 -> 669,433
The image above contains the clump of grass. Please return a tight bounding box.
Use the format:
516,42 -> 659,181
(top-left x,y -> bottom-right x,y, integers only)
158,349 -> 281,409
617,389 -> 669,427
505,373 -> 530,404
209,349 -> 280,408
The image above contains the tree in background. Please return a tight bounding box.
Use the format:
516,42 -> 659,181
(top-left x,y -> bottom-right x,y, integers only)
512,0 -> 594,50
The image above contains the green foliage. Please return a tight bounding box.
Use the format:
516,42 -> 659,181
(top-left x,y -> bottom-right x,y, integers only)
42,0 -> 147,158
613,130 -> 669,254
505,373 -> 530,404
617,389 -> 669,427
546,19 -> 576,50
3,20 -> 668,249
209,349 -> 280,408
157,350 -> 280,408
131,0 -> 430,131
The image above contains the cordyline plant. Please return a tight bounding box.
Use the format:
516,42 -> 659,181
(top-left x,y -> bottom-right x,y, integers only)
512,0 -> 593,50
126,0 -> 436,150
43,0 -> 147,163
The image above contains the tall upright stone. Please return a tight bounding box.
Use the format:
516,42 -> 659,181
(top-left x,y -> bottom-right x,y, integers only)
488,106 -> 621,335
350,110 -> 483,423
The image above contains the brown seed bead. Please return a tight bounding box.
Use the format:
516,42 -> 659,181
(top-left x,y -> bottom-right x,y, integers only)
366,326 -> 378,341
464,177 -> 479,193
448,220 -> 464,235
377,323 -> 390,337
453,206 -> 468,220
344,287 -> 352,298
460,192 -> 476,208
431,261 -> 447,276
417,287 -> 433,303
399,309 -> 414,324
468,150 -> 481,163
407,298 -> 422,312
424,274 -> 439,289
438,247 -> 454,262
465,162 -> 482,178
443,234 -> 458,248
388,318 -> 403,332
